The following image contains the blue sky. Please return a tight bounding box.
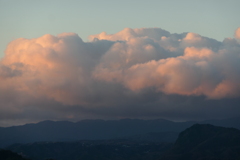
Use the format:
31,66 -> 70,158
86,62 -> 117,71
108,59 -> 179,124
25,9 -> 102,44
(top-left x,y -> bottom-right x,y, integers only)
1,0 -> 240,57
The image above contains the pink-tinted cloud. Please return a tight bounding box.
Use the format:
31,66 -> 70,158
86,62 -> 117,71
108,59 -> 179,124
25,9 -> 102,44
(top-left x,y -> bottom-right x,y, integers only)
89,28 -> 171,41
1,27 -> 240,125
235,27 -> 240,39
92,29 -> 240,99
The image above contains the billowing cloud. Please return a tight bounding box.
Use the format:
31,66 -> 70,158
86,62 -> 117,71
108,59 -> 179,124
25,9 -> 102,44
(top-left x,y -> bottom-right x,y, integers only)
235,27 -> 240,39
92,28 -> 240,99
1,27 -> 240,126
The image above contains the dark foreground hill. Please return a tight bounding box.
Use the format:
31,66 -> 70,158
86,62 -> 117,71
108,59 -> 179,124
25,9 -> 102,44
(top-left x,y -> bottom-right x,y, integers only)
0,149 -> 29,160
6,124 -> 240,160
0,117 -> 240,147
7,140 -> 172,160
162,124 -> 240,160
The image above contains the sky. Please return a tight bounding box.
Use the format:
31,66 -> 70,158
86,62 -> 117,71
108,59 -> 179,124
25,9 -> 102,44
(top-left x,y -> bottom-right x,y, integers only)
0,0 -> 240,127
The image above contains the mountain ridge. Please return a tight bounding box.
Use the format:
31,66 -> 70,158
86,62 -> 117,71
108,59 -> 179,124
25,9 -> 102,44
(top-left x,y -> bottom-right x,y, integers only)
0,117 -> 239,148
5,124 -> 240,160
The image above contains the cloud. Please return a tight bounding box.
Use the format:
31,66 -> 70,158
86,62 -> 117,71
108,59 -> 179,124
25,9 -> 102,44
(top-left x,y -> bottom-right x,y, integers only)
92,28 -> 240,99
235,27 -> 240,39
89,28 -> 171,41
1,27 -> 240,126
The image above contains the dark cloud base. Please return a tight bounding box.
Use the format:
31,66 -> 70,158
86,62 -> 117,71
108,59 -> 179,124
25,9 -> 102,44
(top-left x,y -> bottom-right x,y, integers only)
0,28 -> 240,126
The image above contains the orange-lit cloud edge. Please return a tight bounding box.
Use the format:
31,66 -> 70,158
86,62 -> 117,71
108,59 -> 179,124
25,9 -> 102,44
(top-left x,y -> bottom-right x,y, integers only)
0,27 -> 240,126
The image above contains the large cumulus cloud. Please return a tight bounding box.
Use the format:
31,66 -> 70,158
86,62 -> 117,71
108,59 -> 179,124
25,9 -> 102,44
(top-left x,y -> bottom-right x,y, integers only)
92,28 -> 240,99
1,27 -> 240,126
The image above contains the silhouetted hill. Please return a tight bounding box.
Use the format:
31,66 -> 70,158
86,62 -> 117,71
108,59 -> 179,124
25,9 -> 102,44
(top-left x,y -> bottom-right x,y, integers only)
0,119 -> 192,147
0,117 -> 239,147
0,149 -> 29,160
7,140 -> 172,160
5,124 -> 240,160
162,124 -> 240,160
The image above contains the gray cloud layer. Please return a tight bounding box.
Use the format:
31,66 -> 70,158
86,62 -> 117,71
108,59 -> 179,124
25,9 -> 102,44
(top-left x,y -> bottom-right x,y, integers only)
0,28 -> 240,126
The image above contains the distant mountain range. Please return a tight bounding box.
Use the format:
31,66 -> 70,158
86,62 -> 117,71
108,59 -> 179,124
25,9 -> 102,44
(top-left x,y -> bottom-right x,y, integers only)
0,117 -> 240,148
5,123 -> 240,160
